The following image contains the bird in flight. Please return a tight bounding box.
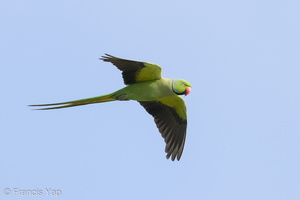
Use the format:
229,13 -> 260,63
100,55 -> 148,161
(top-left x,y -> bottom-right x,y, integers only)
29,54 -> 192,161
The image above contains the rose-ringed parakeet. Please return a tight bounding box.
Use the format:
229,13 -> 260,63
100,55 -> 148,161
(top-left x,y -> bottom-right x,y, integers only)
29,54 -> 192,161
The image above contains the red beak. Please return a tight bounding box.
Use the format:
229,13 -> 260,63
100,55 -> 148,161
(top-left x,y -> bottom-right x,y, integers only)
185,87 -> 191,96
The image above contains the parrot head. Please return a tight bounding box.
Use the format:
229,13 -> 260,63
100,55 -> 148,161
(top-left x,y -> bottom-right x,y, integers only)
172,79 -> 192,96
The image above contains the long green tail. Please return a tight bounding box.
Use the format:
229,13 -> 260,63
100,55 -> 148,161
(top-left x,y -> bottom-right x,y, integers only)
28,93 -> 117,110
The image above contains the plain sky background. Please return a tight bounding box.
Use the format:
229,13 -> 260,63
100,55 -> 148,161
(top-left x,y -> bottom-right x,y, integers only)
1,0 -> 300,199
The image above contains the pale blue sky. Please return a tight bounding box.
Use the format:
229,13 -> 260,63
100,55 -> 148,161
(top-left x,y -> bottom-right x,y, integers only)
1,0 -> 300,200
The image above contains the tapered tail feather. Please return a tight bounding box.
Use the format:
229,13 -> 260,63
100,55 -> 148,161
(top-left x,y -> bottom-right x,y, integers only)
28,93 -> 116,110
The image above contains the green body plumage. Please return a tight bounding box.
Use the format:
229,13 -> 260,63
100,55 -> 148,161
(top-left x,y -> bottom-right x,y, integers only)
29,54 -> 192,161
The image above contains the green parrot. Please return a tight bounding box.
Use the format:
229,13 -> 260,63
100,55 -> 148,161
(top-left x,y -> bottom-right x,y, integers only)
29,54 -> 192,161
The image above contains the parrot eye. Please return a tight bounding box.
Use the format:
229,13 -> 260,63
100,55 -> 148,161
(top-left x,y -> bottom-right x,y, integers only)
181,82 -> 186,85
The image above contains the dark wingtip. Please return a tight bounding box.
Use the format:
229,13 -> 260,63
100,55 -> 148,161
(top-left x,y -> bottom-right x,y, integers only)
166,153 -> 180,161
99,53 -> 114,61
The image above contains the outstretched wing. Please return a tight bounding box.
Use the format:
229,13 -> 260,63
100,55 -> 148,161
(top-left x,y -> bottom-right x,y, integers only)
100,54 -> 162,85
139,96 -> 187,161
